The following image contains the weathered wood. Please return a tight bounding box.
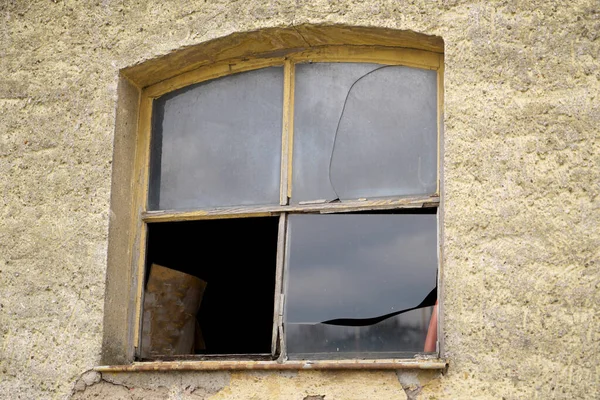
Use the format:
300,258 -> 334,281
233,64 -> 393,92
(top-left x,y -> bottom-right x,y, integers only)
436,56 -> 445,356
293,25 -> 444,54
139,354 -> 274,362
94,358 -> 448,372
288,46 -> 440,70
285,60 -> 296,200
122,26 -> 444,88
280,60 -> 293,205
144,58 -> 283,98
142,196 -> 440,223
437,55 -> 444,196
271,215 -> 287,355
143,46 -> 440,99
131,94 -> 153,354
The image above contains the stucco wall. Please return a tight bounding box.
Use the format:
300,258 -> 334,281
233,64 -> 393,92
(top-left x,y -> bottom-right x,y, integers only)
1,1 -> 599,399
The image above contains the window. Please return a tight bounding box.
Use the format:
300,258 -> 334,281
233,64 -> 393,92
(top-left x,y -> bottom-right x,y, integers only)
131,46 -> 443,363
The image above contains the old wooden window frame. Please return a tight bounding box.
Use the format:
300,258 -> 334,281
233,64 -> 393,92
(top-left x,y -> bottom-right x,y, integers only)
102,29 -> 446,370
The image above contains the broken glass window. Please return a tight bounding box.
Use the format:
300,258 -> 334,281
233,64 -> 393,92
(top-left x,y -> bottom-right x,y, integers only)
284,213 -> 437,358
292,63 -> 438,203
148,67 -> 284,211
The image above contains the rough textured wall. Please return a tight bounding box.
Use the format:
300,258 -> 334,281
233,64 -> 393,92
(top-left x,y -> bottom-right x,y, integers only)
1,1 -> 599,399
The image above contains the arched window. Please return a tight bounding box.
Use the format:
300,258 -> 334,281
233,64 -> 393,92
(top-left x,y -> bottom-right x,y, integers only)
104,27 -> 444,368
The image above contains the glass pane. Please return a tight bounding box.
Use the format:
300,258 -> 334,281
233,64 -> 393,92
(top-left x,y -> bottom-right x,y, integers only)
284,213 -> 437,358
148,67 -> 283,211
292,63 -> 438,203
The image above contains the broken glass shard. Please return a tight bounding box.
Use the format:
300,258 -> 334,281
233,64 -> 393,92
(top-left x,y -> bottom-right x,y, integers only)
148,67 -> 284,211
292,63 -> 438,203
284,213 -> 437,358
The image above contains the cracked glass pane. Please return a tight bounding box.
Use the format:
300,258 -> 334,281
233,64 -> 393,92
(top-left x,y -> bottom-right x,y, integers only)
284,213 -> 437,358
148,67 -> 283,211
292,63 -> 438,203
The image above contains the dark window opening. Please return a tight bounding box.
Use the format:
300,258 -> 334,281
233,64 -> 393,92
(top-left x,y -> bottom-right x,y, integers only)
141,217 -> 279,358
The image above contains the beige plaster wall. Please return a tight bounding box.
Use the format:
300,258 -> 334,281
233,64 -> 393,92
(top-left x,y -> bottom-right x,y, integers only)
1,1 -> 598,399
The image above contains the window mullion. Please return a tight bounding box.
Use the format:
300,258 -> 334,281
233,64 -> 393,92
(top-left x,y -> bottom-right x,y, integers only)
272,213 -> 288,357
280,60 -> 295,204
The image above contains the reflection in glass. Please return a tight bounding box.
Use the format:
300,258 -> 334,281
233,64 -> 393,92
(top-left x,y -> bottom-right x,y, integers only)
284,213 -> 437,358
148,67 -> 284,211
286,308 -> 434,358
292,63 -> 438,203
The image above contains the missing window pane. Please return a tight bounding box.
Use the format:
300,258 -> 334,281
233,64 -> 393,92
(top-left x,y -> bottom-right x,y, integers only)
284,213 -> 437,359
141,217 -> 279,358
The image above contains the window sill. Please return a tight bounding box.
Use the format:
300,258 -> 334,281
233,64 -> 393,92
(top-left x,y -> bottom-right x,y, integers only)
94,358 -> 448,372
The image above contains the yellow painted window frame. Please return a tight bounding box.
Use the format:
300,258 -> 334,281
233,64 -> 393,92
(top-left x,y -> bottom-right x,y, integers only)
124,45 -> 445,371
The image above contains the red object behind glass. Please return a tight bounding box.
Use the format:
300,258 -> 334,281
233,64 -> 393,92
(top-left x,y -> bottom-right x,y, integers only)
424,300 -> 438,352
